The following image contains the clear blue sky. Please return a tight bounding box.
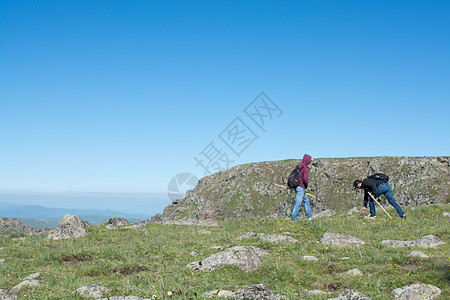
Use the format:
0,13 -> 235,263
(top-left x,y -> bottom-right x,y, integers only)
1,0 -> 449,194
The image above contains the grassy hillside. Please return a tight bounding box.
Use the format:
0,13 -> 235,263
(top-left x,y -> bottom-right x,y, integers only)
0,204 -> 448,299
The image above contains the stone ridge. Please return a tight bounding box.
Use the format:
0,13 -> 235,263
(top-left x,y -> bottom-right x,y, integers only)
153,157 -> 449,221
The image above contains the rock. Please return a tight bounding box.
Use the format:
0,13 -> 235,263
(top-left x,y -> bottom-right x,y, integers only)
23,272 -> 40,280
48,214 -> 89,240
301,255 -> 318,261
106,217 -> 130,229
312,209 -> 335,219
95,296 -> 144,300
0,289 -> 17,300
198,229 -> 211,234
74,284 -> 109,298
0,259 -> 5,264
203,289 -> 235,298
307,289 -> 330,296
381,235 -> 445,248
340,257 -> 350,260
410,251 -> 429,258
318,232 -> 365,247
0,217 -> 32,234
443,212 -> 450,217
332,289 -> 371,299
154,218 -> 219,227
10,279 -> 42,293
187,246 -> 269,272
343,268 -> 363,276
347,207 -> 360,215
31,226 -> 53,235
391,282 -> 441,299
122,220 -> 149,229
210,246 -> 224,250
237,232 -> 298,243
233,284 -> 289,300
188,251 -> 198,256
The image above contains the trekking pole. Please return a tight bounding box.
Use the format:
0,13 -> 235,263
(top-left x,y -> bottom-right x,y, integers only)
274,184 -> 316,198
368,192 -> 393,219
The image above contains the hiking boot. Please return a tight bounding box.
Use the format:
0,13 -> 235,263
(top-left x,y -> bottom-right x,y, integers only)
364,215 -> 376,219
402,214 -> 407,220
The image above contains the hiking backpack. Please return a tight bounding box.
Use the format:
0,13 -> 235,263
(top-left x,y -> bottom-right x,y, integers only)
288,165 -> 306,188
368,173 -> 389,183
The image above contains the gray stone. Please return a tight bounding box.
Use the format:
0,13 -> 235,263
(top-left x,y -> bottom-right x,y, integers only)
48,214 -> 89,240
307,289 -> 330,296
0,259 -> 5,264
106,217 -> 130,229
318,232 -> 365,247
340,257 -> 350,260
203,289 -> 235,298
96,296 -> 144,300
342,268 -> 363,277
0,289 -> 17,300
10,279 -> 42,293
234,284 -> 289,300
74,284 -> 109,298
443,212 -> 450,217
410,251 -> 429,258
312,209 -> 335,219
237,232 -> 298,243
188,251 -> 198,256
333,289 -> 371,299
198,229 -> 211,234
391,283 -> 441,299
301,255 -> 318,261
187,246 -> 269,272
23,272 -> 40,280
381,235 -> 445,248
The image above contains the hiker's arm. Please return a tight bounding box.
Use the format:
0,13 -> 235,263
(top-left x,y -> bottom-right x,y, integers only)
363,190 -> 369,208
303,167 -> 309,189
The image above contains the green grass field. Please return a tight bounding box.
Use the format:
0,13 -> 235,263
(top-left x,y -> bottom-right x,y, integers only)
0,204 -> 449,299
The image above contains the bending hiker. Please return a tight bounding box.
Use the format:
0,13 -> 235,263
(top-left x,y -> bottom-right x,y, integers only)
353,173 -> 406,220
289,154 -> 313,220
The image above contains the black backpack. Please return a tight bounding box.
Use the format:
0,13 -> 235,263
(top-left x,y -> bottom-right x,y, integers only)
368,173 -> 389,183
288,165 -> 306,188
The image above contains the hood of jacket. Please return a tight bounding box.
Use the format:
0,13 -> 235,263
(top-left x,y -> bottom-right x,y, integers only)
299,154 -> 312,167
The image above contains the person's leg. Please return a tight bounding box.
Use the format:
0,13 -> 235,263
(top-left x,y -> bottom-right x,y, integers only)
368,195 -> 376,216
303,193 -> 312,219
384,184 -> 405,217
291,186 -> 305,220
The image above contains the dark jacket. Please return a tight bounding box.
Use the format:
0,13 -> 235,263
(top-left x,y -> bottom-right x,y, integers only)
298,154 -> 312,189
361,177 -> 385,207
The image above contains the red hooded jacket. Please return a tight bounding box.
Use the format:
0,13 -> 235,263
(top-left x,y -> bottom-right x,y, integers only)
297,154 -> 312,189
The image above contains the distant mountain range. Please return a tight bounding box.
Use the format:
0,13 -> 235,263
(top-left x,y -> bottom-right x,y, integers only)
0,202 -> 147,228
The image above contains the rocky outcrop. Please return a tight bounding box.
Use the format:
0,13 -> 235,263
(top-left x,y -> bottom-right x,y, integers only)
105,217 -> 130,229
0,217 -> 32,234
155,157 -> 449,221
237,232 -> 298,243
381,235 -> 445,248
319,232 -> 366,247
187,246 -> 269,272
48,214 -> 89,240
410,251 -> 429,258
391,282 -> 441,299
10,273 -> 42,293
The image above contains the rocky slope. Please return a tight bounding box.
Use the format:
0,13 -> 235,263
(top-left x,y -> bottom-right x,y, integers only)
153,157 -> 449,221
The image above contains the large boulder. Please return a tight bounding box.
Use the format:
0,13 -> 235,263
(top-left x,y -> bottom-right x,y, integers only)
318,232 -> 365,247
237,232 -> 298,243
381,235 -> 445,248
391,282 -> 441,299
0,217 -> 32,234
48,214 -> 89,240
187,246 -> 269,272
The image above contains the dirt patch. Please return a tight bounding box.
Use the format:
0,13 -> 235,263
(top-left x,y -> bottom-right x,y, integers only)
62,254 -> 93,266
323,283 -> 338,292
111,265 -> 149,275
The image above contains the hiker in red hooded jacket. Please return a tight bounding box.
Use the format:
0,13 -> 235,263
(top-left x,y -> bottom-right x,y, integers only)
291,154 -> 313,220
